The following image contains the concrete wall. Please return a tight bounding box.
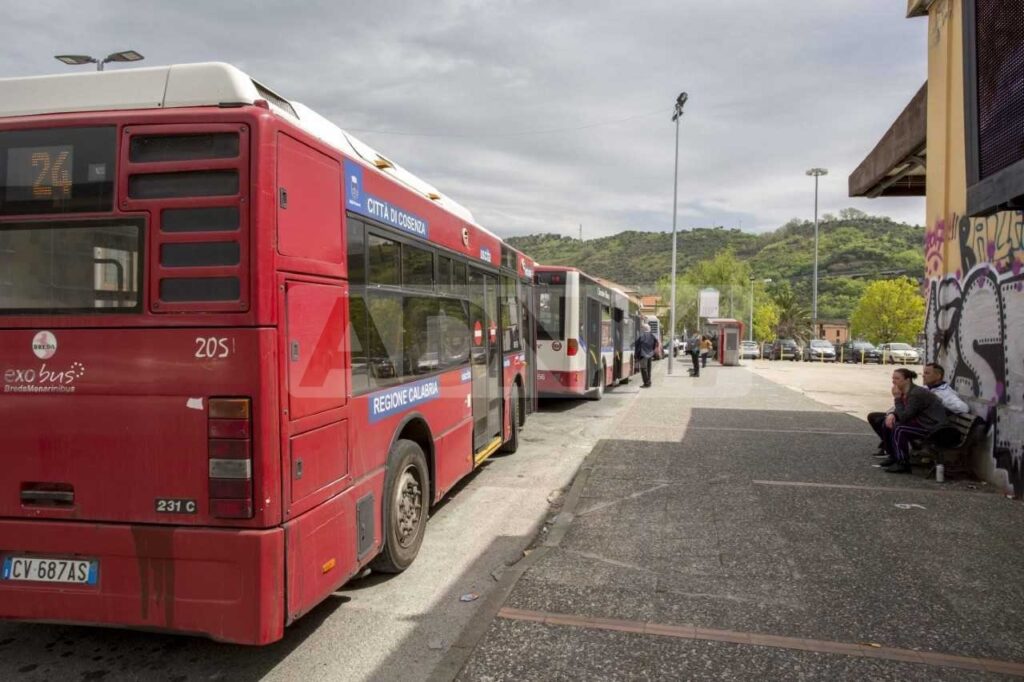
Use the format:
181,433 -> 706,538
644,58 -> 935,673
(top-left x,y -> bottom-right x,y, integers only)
919,0 -> 1024,494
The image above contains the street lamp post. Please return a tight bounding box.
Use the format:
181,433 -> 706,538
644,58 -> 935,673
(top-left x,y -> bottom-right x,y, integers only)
55,50 -> 144,71
668,92 -> 688,375
805,167 -> 828,339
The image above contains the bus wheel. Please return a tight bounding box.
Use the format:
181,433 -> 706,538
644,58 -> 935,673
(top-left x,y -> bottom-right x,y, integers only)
371,439 -> 429,574
591,365 -> 605,401
500,383 -> 521,454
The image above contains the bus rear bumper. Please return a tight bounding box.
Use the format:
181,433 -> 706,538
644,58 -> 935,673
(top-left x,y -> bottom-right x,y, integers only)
0,519 -> 284,645
536,369 -> 587,397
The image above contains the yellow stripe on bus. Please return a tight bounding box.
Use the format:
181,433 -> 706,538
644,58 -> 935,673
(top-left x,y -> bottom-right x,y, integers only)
474,437 -> 504,466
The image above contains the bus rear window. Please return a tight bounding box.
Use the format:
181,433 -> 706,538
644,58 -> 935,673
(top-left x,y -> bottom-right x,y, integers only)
536,284 -> 565,341
0,220 -> 142,314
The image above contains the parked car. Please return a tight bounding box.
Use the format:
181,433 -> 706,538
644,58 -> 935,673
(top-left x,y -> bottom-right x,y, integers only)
767,338 -> 800,361
803,339 -> 837,362
840,340 -> 882,364
740,340 -> 761,359
877,342 -> 921,364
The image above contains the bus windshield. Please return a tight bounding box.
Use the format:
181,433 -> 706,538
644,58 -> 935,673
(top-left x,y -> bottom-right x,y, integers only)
536,284 -> 565,340
0,220 -> 142,314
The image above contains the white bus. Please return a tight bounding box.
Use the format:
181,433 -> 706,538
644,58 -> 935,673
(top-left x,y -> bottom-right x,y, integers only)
534,266 -> 639,399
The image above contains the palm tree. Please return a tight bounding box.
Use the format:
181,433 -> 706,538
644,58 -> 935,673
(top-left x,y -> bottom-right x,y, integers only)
772,288 -> 812,341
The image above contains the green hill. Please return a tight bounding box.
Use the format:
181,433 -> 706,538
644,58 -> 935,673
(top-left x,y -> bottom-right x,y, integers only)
506,209 -> 924,320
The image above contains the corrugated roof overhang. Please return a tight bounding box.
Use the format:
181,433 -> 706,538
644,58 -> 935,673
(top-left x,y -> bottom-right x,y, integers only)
849,82 -> 927,198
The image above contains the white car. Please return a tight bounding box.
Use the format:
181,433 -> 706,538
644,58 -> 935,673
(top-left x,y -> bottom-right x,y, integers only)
740,340 -> 760,359
877,342 -> 921,364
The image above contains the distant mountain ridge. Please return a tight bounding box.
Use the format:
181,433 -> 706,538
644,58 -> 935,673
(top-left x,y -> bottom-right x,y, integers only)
505,211 -> 924,320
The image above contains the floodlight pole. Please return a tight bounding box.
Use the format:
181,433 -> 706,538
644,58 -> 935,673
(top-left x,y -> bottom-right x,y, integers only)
806,168 -> 828,339
54,50 -> 144,71
668,92 -> 688,375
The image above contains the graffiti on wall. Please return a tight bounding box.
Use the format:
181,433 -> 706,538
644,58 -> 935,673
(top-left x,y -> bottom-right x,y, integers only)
925,210 -> 1024,493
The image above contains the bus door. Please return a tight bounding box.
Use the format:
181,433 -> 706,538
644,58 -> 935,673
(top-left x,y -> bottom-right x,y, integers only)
585,297 -> 602,388
613,307 -> 624,381
469,268 -> 502,451
521,279 -> 538,413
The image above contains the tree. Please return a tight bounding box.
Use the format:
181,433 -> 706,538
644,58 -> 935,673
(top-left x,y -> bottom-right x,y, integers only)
771,284 -> 812,341
752,301 -> 780,342
849,277 -> 926,343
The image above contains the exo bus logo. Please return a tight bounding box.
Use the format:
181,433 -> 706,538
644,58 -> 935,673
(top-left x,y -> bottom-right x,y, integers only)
32,331 -> 57,359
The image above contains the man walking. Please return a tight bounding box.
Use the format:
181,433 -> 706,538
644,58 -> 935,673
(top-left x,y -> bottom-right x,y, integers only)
634,323 -> 659,388
688,332 -> 702,377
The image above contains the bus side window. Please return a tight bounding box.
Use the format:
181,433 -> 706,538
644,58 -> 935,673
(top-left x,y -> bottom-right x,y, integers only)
347,217 -> 366,286
368,234 -> 399,286
439,298 -> 470,368
365,291 -> 402,388
349,288 -> 370,394
500,275 -> 521,352
402,296 -> 439,376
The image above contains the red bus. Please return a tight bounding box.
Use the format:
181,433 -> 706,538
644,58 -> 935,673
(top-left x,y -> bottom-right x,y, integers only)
0,62 -> 534,644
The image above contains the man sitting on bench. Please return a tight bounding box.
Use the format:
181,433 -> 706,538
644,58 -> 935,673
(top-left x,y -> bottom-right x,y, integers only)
921,362 -> 969,415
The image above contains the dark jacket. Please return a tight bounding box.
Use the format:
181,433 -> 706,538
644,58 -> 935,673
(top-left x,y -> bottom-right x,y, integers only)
688,335 -> 701,357
635,332 -> 658,359
893,384 -> 949,430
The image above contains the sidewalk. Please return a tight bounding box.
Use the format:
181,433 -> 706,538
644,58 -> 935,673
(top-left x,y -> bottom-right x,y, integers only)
448,362 -> 1024,680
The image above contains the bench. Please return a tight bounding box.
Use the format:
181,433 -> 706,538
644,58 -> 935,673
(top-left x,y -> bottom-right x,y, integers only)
911,413 -> 990,479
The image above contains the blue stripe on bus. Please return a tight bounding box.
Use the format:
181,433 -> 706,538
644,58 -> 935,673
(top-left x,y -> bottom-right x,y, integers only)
369,377 -> 441,423
345,159 -> 430,239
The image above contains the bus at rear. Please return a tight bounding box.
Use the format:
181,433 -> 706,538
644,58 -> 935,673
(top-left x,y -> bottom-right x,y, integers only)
0,63 -> 533,644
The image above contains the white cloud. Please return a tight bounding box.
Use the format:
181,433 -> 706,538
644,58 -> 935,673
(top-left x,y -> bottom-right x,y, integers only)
1,0 -> 927,238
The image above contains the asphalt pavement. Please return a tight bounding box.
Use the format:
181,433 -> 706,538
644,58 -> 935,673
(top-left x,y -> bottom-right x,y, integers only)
444,360 -> 1024,681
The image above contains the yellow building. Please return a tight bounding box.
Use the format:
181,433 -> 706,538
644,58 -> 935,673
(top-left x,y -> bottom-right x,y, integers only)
850,1 -> 1022,493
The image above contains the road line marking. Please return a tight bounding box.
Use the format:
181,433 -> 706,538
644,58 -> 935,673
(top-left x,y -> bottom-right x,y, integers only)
752,480 -> 956,494
496,607 -> 1015,676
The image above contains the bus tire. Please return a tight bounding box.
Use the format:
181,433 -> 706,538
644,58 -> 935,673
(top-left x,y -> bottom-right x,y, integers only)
500,384 -> 521,454
371,439 -> 429,574
590,365 -> 605,401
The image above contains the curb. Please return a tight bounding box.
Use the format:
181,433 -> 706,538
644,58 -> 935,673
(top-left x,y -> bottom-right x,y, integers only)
428,441 -> 606,682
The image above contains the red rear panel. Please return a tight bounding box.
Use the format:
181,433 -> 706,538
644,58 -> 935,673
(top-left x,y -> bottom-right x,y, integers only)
0,327 -> 280,527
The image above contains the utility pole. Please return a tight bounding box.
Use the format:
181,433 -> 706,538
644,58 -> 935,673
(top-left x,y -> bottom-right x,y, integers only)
806,168 -> 828,339
579,224 -> 583,242
668,91 -> 688,375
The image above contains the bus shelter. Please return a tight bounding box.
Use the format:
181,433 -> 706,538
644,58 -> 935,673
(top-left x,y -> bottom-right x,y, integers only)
704,318 -> 745,366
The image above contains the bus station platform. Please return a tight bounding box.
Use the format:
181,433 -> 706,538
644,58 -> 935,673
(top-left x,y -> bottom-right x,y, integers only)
443,361 -> 1024,680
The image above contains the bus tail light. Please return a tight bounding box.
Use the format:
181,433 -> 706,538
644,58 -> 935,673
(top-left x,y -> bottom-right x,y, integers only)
208,398 -> 253,519
567,339 -> 579,356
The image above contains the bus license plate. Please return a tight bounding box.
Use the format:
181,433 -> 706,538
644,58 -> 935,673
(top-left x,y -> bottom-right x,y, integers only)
2,556 -> 98,585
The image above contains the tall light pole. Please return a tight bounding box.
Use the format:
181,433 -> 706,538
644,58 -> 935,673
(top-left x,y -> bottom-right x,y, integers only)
806,167 -> 827,339
667,92 -> 688,375
55,50 -> 144,71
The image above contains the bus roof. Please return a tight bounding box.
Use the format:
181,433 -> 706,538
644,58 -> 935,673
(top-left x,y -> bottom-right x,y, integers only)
0,62 -> 489,233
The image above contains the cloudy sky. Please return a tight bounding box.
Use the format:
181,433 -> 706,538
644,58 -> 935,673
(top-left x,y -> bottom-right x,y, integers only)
2,0 -> 927,239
